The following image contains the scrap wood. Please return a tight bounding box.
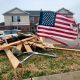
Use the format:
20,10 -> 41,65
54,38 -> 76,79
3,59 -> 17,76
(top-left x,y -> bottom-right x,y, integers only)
28,41 -> 45,49
2,36 -> 13,40
0,36 -> 36,51
23,42 -> 33,52
17,32 -> 33,37
33,43 -> 45,49
4,49 -> 22,69
16,43 -> 22,51
53,47 -> 80,52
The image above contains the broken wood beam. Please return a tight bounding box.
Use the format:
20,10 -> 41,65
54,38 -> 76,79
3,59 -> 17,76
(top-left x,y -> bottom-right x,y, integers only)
0,36 -> 36,51
4,49 -> 22,69
52,47 -> 80,52
16,43 -> 22,51
28,41 -> 45,49
23,42 -> 33,52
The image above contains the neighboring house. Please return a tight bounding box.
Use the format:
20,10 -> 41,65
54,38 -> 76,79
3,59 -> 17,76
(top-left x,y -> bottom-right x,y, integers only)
26,11 -> 40,33
1,7 -> 74,33
56,8 -> 74,17
3,8 -> 30,32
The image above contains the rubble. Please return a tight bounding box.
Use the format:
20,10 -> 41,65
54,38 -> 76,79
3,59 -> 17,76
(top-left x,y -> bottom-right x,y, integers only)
0,32 -> 80,69
0,32 -> 57,69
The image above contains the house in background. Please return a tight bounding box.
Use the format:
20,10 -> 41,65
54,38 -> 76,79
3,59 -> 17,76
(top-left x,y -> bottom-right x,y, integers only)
1,7 -> 75,33
56,8 -> 74,17
3,8 -> 30,32
26,11 -> 40,33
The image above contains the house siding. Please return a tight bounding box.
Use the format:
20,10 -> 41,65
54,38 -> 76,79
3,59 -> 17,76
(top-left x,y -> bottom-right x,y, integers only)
4,15 -> 30,26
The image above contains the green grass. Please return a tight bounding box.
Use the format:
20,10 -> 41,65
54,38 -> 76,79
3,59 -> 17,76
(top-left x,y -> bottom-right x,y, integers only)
0,50 -> 80,80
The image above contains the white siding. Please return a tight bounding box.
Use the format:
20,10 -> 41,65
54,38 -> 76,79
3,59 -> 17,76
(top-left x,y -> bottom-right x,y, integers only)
4,16 -> 12,26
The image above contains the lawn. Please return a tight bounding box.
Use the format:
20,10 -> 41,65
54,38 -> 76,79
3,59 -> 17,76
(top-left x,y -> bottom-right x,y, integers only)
0,48 -> 80,80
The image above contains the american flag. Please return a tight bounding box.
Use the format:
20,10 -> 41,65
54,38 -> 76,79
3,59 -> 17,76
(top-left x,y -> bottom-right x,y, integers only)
37,11 -> 78,46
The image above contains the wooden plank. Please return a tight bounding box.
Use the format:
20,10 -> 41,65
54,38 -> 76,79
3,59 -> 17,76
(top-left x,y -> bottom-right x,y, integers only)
17,32 -> 33,37
16,43 -> 22,51
28,41 -> 45,49
23,42 -> 33,52
39,37 -> 43,42
34,43 -> 45,49
0,36 -> 35,51
52,47 -> 80,52
2,36 -> 13,40
4,49 -> 22,69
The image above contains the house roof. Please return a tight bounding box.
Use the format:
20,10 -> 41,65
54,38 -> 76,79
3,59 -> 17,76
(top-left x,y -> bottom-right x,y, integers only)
56,8 -> 74,15
3,7 -> 74,16
3,7 -> 29,15
25,10 -> 52,16
25,11 -> 40,16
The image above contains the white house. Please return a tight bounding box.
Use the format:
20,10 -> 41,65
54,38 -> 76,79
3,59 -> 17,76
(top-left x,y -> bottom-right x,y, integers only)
3,7 -> 30,32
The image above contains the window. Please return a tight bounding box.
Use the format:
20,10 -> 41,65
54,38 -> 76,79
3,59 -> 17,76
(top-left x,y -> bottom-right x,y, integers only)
12,16 -> 20,22
30,17 -> 34,23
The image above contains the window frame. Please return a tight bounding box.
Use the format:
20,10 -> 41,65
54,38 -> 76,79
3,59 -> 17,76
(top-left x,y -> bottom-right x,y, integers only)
30,16 -> 34,23
12,16 -> 20,22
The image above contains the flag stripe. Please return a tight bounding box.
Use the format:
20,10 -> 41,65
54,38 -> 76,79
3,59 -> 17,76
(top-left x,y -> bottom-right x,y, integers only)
37,30 -> 77,38
37,34 -> 68,46
55,25 -> 74,31
38,26 -> 77,36
56,17 -> 75,24
37,33 -> 76,41
37,31 -> 76,40
56,19 -> 74,25
38,25 -> 77,34
55,21 -> 70,26
56,14 -> 75,22
57,13 -> 75,20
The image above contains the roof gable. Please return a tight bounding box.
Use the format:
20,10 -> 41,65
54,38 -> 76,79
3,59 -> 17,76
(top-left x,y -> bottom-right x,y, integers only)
3,7 -> 29,15
57,8 -> 73,15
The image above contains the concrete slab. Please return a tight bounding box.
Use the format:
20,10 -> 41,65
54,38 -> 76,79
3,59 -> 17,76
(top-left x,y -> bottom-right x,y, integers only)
23,70 -> 80,80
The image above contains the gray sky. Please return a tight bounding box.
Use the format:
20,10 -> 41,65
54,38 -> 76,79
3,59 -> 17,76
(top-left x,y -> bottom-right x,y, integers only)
0,0 -> 80,23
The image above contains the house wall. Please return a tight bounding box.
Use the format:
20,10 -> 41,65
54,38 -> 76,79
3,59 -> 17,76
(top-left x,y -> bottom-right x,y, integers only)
4,15 -> 30,26
30,16 -> 39,33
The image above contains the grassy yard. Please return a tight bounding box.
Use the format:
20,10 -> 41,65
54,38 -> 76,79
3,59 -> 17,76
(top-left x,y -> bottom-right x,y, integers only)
0,49 -> 80,80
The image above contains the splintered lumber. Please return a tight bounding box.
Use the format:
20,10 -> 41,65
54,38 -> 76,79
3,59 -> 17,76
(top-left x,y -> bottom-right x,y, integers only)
4,49 -> 22,69
53,47 -> 80,52
2,36 -> 13,40
0,36 -> 35,51
39,37 -> 43,42
23,42 -> 33,52
17,32 -> 33,37
16,43 -> 22,50
33,43 -> 45,49
28,41 -> 45,49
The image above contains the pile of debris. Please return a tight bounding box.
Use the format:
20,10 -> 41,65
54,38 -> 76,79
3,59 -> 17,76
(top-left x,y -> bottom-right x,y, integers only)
0,32 -> 80,69
0,32 -> 58,69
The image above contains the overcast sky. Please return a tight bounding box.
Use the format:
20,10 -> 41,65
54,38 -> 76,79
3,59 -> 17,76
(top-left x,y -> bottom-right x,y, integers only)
0,0 -> 80,23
